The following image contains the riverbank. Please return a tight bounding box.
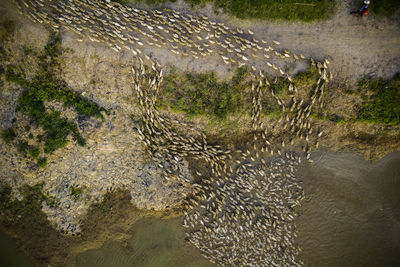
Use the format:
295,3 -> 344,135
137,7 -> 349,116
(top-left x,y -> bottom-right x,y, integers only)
3,150 -> 398,266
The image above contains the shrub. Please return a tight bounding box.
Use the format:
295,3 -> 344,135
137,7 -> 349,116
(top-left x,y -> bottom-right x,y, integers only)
1,128 -> 16,143
28,145 -> 40,159
17,140 -> 30,155
37,157 -> 47,168
4,32 -> 107,166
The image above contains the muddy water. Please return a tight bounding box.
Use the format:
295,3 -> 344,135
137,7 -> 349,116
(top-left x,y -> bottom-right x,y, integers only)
76,151 -> 400,267
76,217 -> 214,267
296,151 -> 400,266
0,230 -> 33,267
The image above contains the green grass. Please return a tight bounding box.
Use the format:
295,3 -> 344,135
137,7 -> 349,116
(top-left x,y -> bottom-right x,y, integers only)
1,33 -> 107,167
158,67 -> 250,120
370,0 -> 400,16
124,0 -> 333,21
37,157 -> 48,168
158,66 -> 321,122
213,0 -> 332,21
355,73 -> 400,124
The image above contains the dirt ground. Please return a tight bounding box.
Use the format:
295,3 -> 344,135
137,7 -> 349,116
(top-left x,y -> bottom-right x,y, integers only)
141,0 -> 400,83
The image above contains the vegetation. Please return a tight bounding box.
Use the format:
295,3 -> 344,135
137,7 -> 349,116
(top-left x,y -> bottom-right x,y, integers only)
370,0 -> 400,16
37,157 -> 48,168
124,0 -> 333,21
1,128 -> 16,143
212,0 -> 332,21
0,182 -> 57,218
69,185 -> 84,200
1,33 -> 107,167
158,67 -> 251,120
355,73 -> 400,124
158,66 -> 320,122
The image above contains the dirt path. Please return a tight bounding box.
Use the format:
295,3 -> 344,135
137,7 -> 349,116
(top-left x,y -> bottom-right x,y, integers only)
161,0 -> 400,83
2,0 -> 399,85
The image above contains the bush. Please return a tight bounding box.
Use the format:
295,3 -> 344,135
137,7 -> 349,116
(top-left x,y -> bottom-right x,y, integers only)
28,145 -> 40,159
1,128 -> 16,143
3,32 -> 107,166
356,73 -> 400,124
17,140 -> 30,155
37,157 -> 47,168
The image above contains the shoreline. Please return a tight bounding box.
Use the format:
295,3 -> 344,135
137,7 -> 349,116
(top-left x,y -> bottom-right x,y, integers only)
1,150 -> 399,266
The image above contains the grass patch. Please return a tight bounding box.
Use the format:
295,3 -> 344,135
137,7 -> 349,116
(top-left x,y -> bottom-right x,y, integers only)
1,128 -> 16,143
125,0 -> 333,21
158,65 -> 321,123
2,33 -> 107,167
69,185 -> 84,200
213,0 -> 332,21
355,73 -> 400,124
158,67 -> 251,120
37,157 -> 48,168
370,0 -> 400,16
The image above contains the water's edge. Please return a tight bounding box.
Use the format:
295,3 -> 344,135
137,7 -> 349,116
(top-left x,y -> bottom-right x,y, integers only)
1,150 -> 399,266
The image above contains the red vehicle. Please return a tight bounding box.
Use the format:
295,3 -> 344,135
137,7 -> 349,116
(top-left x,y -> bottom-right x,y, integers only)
351,0 -> 370,16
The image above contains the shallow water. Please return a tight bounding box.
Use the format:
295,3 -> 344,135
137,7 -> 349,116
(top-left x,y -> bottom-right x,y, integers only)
76,151 -> 400,267
76,217 -> 214,267
0,230 -> 33,267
